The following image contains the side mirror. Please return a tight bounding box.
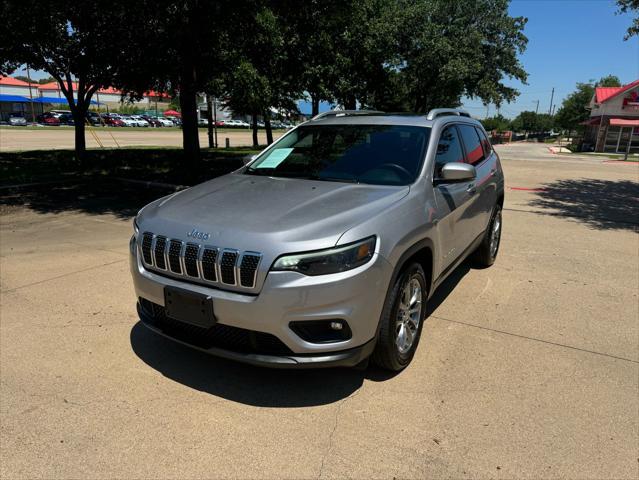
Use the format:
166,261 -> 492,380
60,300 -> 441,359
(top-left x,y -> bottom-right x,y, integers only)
439,162 -> 476,182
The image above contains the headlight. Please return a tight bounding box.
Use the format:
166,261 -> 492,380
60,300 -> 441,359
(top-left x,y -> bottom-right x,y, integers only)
271,236 -> 376,276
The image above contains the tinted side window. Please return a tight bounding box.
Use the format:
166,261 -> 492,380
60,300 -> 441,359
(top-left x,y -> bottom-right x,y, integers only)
475,126 -> 492,157
458,124 -> 485,165
435,126 -> 464,176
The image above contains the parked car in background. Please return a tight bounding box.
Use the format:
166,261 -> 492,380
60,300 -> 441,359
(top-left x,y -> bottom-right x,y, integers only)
142,115 -> 162,127
130,115 -> 150,127
36,112 -> 61,126
198,118 -> 209,126
165,116 -> 181,126
86,112 -> 103,126
102,114 -> 125,127
57,113 -> 75,125
8,113 -> 27,126
156,117 -> 174,127
215,120 -> 226,127
118,115 -> 139,127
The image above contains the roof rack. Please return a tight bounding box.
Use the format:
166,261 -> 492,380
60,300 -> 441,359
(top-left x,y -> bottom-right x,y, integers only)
311,109 -> 384,121
426,108 -> 471,120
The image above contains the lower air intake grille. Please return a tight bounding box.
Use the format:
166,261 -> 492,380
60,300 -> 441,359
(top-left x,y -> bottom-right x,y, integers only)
139,299 -> 293,355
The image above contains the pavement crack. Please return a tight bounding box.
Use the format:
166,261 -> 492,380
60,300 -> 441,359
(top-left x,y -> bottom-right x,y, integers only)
1,259 -> 126,293
317,388 -> 362,479
431,315 -> 639,364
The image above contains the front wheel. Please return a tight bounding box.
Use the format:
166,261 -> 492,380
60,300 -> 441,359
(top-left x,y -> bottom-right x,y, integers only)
473,204 -> 502,267
371,262 -> 428,371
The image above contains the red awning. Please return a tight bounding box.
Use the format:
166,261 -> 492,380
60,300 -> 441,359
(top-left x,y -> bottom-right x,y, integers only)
163,109 -> 181,117
609,118 -> 639,126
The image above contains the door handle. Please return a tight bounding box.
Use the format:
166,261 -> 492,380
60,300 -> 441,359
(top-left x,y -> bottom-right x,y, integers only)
467,183 -> 477,195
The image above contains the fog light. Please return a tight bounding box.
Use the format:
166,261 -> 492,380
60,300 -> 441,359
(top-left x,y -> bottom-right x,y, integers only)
330,321 -> 343,330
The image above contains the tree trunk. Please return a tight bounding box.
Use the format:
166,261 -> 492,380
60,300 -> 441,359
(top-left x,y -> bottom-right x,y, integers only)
264,111 -> 273,145
311,93 -> 320,117
344,95 -> 356,110
251,113 -> 259,148
179,75 -> 200,164
206,94 -> 214,148
72,109 -> 87,166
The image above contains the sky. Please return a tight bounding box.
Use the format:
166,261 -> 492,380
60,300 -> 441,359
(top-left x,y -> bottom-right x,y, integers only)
462,0 -> 639,119
301,0 -> 639,117
15,1 -> 639,119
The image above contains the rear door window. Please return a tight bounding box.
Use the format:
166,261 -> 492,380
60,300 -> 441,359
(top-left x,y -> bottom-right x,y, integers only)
475,127 -> 493,157
458,124 -> 485,165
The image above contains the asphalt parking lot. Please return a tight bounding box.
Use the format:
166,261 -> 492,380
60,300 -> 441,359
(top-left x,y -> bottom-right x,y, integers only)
1,143 -> 637,478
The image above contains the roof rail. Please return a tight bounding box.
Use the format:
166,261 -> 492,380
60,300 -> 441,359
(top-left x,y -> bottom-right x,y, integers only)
311,109 -> 384,121
426,108 -> 471,120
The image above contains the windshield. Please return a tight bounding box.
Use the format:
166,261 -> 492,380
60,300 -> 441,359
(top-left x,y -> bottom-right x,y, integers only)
246,124 -> 430,185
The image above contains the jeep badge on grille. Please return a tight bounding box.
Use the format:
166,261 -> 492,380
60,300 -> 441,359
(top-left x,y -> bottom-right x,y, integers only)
187,228 -> 210,240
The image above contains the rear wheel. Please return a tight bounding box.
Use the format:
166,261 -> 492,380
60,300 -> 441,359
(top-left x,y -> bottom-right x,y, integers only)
473,204 -> 502,267
371,262 -> 427,371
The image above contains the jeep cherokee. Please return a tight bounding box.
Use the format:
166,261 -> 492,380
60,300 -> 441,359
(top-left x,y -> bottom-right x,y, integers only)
130,108 -> 504,371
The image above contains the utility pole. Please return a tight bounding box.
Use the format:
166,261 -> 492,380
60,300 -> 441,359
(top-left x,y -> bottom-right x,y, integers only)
551,104 -> 556,116
485,104 -> 490,118
548,88 -> 554,115
535,100 -> 539,114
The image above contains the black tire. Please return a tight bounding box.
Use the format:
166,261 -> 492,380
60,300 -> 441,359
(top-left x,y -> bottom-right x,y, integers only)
371,262 -> 428,371
473,204 -> 502,267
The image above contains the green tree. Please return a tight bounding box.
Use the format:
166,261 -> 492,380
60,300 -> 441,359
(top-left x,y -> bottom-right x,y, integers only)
481,114 -> 510,132
616,0 -> 639,39
384,0 -> 528,112
0,1 -> 138,163
511,111 -> 541,133
597,75 -> 622,87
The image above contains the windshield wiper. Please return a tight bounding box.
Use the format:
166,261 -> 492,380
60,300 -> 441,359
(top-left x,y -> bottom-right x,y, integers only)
309,174 -> 359,184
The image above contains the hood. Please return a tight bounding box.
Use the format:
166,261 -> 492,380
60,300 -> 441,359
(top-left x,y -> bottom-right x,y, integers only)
138,172 -> 409,253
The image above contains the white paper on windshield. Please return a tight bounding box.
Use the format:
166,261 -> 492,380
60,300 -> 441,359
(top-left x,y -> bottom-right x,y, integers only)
257,148 -> 294,169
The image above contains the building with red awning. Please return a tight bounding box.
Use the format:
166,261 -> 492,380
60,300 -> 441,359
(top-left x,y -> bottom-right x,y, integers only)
584,79 -> 639,153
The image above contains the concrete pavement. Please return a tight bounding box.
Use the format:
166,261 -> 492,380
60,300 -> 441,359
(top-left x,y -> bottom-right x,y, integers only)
1,142 -> 637,478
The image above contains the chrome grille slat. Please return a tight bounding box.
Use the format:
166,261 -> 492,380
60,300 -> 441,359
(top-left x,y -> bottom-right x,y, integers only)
139,232 -> 260,290
153,236 -> 167,270
168,239 -> 183,274
184,243 -> 200,278
220,250 -> 239,285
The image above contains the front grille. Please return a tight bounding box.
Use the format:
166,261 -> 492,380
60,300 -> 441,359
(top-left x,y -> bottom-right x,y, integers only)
240,254 -> 261,287
139,299 -> 292,355
141,233 -> 153,264
184,243 -> 199,277
139,232 -> 262,290
154,236 -> 167,269
168,240 -> 182,273
220,251 -> 238,284
202,248 -> 218,281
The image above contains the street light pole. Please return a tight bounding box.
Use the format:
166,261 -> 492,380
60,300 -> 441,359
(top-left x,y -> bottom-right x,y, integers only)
548,88 -> 554,115
535,100 -> 539,114
26,65 -> 36,123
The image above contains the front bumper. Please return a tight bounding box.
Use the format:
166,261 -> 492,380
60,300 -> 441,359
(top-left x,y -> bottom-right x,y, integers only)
130,236 -> 391,365
138,301 -> 376,368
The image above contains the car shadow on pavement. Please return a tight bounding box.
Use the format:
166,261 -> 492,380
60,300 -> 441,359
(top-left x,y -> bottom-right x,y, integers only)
0,180 -> 171,219
129,322 -> 366,407
528,178 -> 639,231
130,260 -> 475,400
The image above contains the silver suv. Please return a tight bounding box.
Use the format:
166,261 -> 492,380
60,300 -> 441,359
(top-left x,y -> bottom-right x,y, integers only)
130,109 -> 504,371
